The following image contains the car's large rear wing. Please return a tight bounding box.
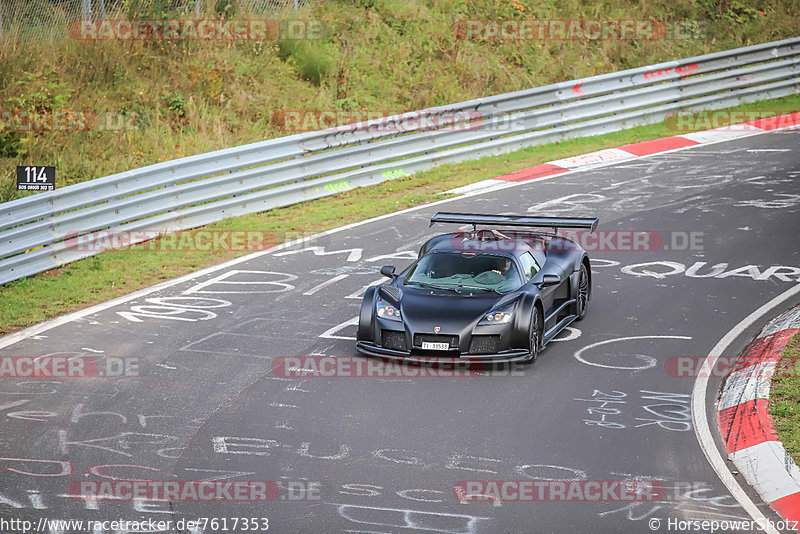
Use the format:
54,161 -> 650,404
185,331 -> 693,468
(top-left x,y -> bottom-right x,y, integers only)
430,212 -> 598,232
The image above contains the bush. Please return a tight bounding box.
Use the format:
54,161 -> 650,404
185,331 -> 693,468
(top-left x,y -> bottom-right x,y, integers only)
277,39 -> 333,86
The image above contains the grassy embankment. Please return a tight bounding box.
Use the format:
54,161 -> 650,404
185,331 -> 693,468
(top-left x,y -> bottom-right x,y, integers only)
770,331 -> 800,461
2,0 -> 799,201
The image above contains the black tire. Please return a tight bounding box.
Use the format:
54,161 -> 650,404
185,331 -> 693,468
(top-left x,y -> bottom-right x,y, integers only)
525,307 -> 542,363
575,263 -> 590,321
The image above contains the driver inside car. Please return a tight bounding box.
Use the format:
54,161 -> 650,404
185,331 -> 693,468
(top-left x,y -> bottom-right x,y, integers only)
491,258 -> 514,278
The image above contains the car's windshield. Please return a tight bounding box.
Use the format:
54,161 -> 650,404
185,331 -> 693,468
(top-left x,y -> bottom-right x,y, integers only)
404,252 -> 522,293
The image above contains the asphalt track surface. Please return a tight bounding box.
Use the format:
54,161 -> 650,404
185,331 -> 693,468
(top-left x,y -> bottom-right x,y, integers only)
1,128 -> 799,534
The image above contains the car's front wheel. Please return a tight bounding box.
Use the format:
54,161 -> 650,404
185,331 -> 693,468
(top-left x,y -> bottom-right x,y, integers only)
525,307 -> 542,363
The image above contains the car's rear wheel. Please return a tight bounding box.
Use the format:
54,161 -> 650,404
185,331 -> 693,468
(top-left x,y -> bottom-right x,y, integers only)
526,307 -> 542,363
575,263 -> 589,321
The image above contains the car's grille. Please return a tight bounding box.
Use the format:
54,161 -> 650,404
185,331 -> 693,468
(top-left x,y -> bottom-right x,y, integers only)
469,335 -> 501,355
413,334 -> 458,348
381,330 -> 407,351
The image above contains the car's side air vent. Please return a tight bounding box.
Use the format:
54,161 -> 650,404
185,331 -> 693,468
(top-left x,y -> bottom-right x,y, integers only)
379,285 -> 401,302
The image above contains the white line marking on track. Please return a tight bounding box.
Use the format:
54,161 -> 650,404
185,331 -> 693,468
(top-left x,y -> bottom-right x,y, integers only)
320,317 -> 359,340
550,326 -> 581,342
691,283 -> 800,534
303,274 -> 349,295
573,335 -> 691,369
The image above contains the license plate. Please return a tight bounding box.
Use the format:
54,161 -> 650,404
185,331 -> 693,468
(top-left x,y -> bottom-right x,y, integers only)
422,342 -> 450,351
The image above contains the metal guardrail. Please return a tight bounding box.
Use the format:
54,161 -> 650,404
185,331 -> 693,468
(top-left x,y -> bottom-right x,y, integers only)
1,37 -> 799,285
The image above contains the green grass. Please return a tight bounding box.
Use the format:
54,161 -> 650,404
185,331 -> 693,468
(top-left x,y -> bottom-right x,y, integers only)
1,93 -> 799,335
769,330 -> 800,464
2,0 -> 800,202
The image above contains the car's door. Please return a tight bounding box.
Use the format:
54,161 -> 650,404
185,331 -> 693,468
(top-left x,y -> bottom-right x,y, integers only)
523,250 -> 571,332
520,251 -> 554,319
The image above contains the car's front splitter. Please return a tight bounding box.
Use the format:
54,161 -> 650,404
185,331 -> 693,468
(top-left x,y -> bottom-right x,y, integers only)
355,341 -> 531,364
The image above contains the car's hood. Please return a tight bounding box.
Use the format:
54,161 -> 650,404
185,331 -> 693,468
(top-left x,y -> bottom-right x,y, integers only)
398,286 -> 508,331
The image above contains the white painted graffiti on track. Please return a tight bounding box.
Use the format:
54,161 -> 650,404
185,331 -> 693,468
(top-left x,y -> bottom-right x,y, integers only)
575,390 -> 693,431
573,335 -> 692,370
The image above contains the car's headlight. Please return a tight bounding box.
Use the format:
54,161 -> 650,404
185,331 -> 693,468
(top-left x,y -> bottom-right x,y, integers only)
478,302 -> 515,325
376,297 -> 402,321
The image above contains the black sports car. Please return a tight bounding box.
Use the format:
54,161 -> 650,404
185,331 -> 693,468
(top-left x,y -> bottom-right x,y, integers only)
356,212 -> 598,363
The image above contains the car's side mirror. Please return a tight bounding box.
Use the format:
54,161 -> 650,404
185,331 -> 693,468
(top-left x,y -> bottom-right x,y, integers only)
380,265 -> 396,279
538,273 -> 560,287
